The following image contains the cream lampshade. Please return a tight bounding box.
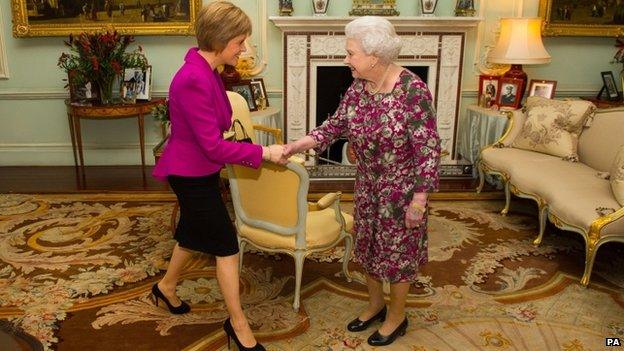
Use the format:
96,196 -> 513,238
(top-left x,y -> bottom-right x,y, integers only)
488,17 -> 551,102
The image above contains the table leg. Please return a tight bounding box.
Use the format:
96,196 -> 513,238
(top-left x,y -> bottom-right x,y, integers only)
138,113 -> 146,185
74,115 -> 86,185
67,112 -> 78,169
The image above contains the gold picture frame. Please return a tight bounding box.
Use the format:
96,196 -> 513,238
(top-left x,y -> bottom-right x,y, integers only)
11,0 -> 202,38
539,0 -> 624,37
349,0 -> 399,16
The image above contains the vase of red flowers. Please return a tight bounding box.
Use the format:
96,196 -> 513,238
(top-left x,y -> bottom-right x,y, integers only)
58,31 -> 147,105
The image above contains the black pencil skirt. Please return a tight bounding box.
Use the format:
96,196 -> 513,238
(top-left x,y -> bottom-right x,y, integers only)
167,173 -> 239,257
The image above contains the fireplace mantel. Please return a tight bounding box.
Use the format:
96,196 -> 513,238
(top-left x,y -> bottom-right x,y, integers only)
269,16 -> 483,32
271,16 -> 483,164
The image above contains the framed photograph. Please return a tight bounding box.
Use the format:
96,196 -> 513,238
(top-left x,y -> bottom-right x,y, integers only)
68,71 -> 95,103
478,75 -> 500,108
539,0 -> 624,37
528,79 -> 557,99
496,77 -> 523,109
10,0 -> 201,37
121,66 -> 152,103
228,80 -> 257,112
601,71 -> 620,100
349,0 -> 399,16
250,78 -> 269,110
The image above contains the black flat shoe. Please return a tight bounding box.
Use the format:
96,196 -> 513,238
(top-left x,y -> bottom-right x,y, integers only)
367,317 -> 408,346
346,306 -> 387,332
223,318 -> 266,351
151,283 -> 190,314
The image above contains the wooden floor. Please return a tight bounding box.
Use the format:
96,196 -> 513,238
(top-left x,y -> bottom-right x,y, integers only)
0,166 -> 500,197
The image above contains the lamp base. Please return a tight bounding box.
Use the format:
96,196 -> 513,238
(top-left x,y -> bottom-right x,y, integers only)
503,64 -> 527,103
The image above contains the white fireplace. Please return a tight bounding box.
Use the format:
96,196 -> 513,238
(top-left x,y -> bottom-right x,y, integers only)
270,16 -> 482,164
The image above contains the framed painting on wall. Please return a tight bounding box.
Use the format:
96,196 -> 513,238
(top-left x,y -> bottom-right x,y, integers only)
539,0 -> 624,36
10,0 -> 202,37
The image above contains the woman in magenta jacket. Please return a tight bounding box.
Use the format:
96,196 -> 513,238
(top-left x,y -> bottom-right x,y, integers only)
152,2 -> 283,350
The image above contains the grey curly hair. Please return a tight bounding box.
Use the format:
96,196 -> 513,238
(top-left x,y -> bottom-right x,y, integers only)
345,16 -> 402,64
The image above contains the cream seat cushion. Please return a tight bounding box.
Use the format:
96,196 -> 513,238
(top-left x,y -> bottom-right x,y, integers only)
611,144 -> 624,206
512,97 -> 595,160
482,147 -> 624,235
481,147 -> 556,178
238,209 -> 354,250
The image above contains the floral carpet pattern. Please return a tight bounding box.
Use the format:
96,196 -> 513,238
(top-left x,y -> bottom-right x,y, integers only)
0,194 -> 622,350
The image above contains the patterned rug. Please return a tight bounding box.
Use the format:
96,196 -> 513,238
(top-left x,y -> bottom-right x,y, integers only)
0,194 -> 622,351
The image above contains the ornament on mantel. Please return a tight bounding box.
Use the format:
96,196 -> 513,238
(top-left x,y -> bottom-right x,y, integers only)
278,0 -> 293,16
420,0 -> 439,16
312,0 -> 330,16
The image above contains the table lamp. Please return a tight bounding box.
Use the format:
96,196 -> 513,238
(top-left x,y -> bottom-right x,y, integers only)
488,17 -> 551,102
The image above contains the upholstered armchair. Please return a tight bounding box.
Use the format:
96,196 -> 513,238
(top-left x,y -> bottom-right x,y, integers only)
225,91 -> 283,145
226,159 -> 354,311
153,91 -> 284,234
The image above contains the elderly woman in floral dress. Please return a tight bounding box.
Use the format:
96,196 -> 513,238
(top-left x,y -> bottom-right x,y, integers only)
283,16 -> 441,347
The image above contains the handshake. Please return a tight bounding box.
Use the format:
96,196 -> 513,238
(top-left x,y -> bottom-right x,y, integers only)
261,142 -> 301,165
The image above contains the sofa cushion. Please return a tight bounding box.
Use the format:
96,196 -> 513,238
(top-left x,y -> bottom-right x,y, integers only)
611,145 -> 624,206
548,187 -> 624,237
578,109 -> 624,172
481,147 -> 557,179
512,97 -> 595,160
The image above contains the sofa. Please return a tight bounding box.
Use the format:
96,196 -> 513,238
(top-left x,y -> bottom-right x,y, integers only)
477,96 -> 624,286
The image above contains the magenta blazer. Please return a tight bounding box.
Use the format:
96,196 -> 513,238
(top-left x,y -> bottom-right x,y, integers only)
153,48 -> 262,181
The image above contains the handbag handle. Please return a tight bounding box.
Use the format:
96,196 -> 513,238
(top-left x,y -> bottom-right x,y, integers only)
231,119 -> 252,143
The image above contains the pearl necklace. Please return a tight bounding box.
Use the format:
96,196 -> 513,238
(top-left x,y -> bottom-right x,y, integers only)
369,64 -> 392,94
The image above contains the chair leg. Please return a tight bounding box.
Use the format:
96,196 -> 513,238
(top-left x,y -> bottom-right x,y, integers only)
533,204 -> 548,245
342,234 -> 353,282
476,160 -> 485,193
501,181 -> 510,216
580,241 -> 599,287
292,251 -> 306,312
238,240 -> 246,273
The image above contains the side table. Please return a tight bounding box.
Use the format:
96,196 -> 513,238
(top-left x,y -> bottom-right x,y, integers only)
250,106 -> 281,145
66,99 -> 165,184
581,96 -> 624,109
457,105 -> 512,181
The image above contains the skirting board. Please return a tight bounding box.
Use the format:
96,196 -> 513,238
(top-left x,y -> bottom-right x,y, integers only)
0,143 -> 160,166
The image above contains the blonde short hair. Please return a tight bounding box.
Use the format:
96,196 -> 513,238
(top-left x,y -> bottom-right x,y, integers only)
195,1 -> 252,52
345,16 -> 402,64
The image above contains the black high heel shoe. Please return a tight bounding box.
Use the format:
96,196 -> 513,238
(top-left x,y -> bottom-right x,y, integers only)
223,318 -> 266,351
346,306 -> 387,332
151,283 -> 190,314
367,317 -> 408,346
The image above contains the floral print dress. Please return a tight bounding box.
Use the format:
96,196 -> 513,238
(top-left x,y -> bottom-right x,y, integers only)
310,70 -> 441,283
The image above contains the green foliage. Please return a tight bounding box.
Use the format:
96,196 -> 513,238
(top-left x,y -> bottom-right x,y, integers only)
153,100 -> 170,124
58,30 -> 148,88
